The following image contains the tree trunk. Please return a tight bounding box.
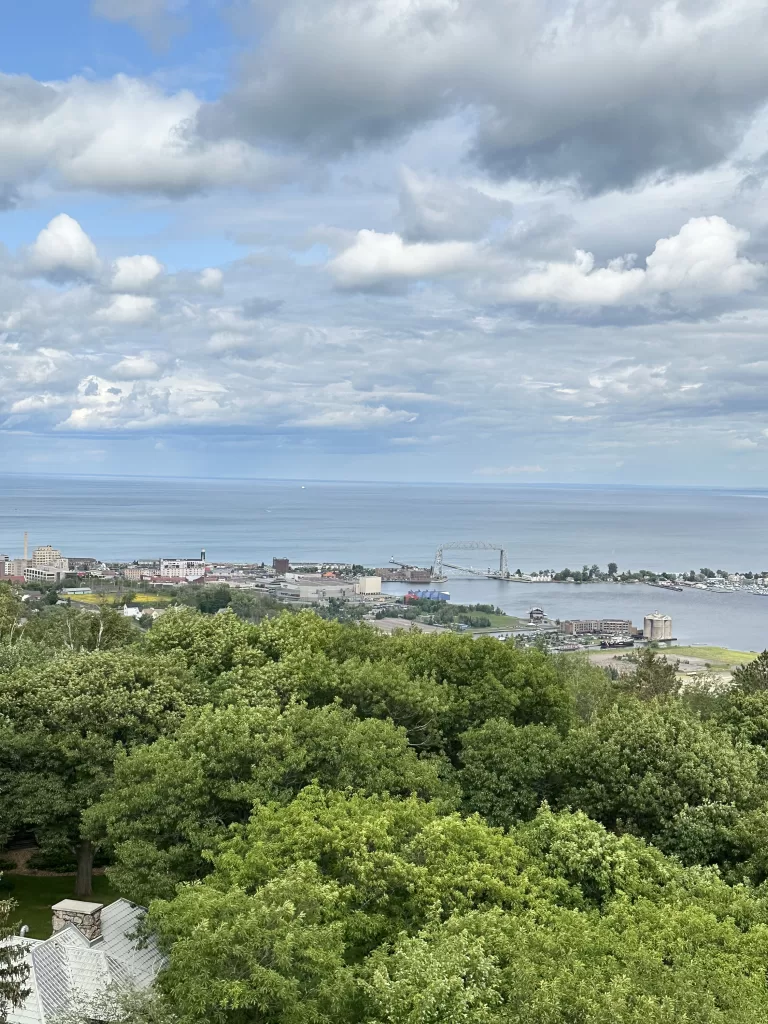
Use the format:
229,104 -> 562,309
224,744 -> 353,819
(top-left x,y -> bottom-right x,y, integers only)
75,839 -> 94,899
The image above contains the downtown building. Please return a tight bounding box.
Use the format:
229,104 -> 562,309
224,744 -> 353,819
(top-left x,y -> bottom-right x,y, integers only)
560,618 -> 635,636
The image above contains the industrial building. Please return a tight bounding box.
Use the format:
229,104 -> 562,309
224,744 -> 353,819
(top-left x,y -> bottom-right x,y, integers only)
272,557 -> 290,575
271,574 -> 384,606
560,618 -> 635,636
68,557 -> 100,572
376,566 -> 433,583
356,576 -> 382,595
644,611 -> 673,640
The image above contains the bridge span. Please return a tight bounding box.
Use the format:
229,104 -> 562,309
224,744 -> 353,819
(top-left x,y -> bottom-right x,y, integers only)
432,541 -> 509,580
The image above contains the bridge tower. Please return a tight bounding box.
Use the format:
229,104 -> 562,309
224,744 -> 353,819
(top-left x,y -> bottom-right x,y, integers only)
432,541 -> 509,578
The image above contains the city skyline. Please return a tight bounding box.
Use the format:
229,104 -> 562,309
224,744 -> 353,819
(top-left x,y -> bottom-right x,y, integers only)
2,1 -> 768,484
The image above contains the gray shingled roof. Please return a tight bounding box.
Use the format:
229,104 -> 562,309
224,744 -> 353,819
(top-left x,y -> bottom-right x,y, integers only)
2,900 -> 165,1024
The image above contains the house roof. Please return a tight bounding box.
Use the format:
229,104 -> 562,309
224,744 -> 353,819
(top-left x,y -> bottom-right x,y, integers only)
2,900 -> 164,1024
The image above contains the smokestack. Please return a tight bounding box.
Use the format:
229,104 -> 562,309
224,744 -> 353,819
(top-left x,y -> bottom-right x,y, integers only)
23,532 -> 28,561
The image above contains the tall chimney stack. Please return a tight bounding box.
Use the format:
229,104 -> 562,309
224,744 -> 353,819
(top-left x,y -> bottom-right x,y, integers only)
23,532 -> 28,561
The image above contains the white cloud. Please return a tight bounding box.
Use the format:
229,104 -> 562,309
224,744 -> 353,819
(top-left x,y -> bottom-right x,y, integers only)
398,167 -> 513,241
554,415 -> 599,422
9,393 -> 69,414
328,230 -> 477,290
110,355 -> 162,379
198,268 -> 223,291
58,375 -> 129,429
474,464 -> 546,476
198,0 -> 768,194
26,214 -> 101,281
207,331 -> 250,353
506,217 -> 764,307
294,405 -> 418,428
0,73 -> 291,198
730,437 -> 759,449
95,294 -> 156,324
391,434 -> 445,445
56,372 -> 234,431
111,255 -> 164,292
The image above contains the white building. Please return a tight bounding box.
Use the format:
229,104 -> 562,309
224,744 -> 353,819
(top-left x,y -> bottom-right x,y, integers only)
644,611 -> 673,641
160,555 -> 206,580
356,575 -> 382,595
272,574 -> 386,605
24,566 -> 69,584
2,899 -> 163,1024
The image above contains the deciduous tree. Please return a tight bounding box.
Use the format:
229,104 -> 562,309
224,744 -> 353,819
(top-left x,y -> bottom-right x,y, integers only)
87,703 -> 457,904
0,650 -> 205,896
0,896 -> 29,1024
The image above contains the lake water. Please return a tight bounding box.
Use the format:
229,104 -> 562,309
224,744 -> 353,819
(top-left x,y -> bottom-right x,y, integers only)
0,475 -> 766,650
382,580 -> 766,652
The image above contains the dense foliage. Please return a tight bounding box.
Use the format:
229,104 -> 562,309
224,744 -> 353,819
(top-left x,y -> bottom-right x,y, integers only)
3,580 -> 768,1022
0,896 -> 28,1023
376,600 -> 506,629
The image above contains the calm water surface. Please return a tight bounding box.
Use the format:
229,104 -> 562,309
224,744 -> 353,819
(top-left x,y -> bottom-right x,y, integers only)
0,476 -> 765,649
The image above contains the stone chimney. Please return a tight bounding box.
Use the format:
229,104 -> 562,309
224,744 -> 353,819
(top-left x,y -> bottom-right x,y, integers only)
51,900 -> 104,942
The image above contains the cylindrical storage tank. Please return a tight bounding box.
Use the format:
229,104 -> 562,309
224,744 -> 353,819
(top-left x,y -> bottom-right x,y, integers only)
644,611 -> 672,640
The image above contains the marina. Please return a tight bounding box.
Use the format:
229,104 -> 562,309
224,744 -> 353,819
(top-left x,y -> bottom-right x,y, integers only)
382,578 -> 768,652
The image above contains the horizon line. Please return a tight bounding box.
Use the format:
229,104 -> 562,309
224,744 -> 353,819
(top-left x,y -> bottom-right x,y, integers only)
0,471 -> 766,493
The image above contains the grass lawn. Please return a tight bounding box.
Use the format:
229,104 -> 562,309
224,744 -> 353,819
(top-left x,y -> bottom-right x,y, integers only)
484,613 -> 528,629
2,875 -> 119,939
67,593 -> 118,605
666,646 -> 758,666
69,592 -> 171,607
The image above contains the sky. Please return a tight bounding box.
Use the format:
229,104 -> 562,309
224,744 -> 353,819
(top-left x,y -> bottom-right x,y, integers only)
3,0 -> 768,484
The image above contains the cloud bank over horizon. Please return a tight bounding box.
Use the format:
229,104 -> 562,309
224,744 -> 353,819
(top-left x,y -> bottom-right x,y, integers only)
3,0 -> 768,484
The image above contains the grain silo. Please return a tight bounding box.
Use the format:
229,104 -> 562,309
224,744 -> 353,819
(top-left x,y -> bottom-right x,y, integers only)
643,611 -> 672,641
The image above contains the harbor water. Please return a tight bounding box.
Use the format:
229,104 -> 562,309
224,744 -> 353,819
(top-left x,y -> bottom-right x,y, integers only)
382,580 -> 767,652
0,475 -> 766,650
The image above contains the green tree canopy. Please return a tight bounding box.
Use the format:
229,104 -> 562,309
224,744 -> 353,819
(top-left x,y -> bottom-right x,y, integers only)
23,604 -> 140,652
147,794 -> 768,1024
555,698 -> 768,855
0,649 -> 206,895
622,647 -> 681,699
5,609 -> 768,1023
87,702 -> 457,904
459,720 -> 562,826
730,651 -> 768,694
